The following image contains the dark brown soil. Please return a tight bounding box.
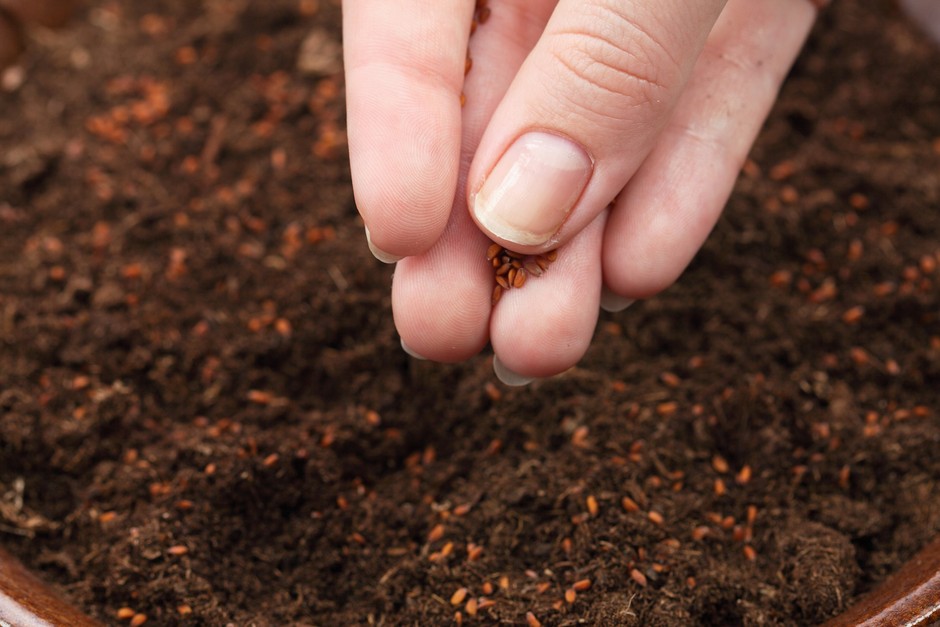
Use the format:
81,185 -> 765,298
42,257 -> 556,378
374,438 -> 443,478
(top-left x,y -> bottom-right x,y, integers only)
1,1 -> 939,625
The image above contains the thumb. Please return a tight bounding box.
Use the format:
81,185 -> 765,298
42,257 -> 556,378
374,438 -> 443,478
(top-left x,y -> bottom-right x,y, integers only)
468,0 -> 726,251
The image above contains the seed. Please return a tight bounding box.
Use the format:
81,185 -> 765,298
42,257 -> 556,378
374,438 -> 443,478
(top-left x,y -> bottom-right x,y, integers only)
524,261 -> 542,276
467,543 -> 484,561
496,262 -> 511,276
621,496 -> 640,512
747,505 -> 758,525
460,92 -> 466,107
117,607 -> 136,620
842,306 -> 864,324
500,576 -> 510,590
177,605 -> 192,616
495,275 -> 510,290
736,465 -> 752,485
573,579 -> 592,591
565,588 -> 576,604
630,568 -> 647,587
839,465 -> 851,489
511,268 -> 526,288
536,582 -> 551,594
465,56 -> 472,75
482,581 -> 494,595
477,598 -> 495,610
486,243 -> 502,261
712,455 -> 730,474
648,511 -> 664,525
714,479 -> 727,496
167,545 -> 189,556
428,524 -> 445,542
492,285 -> 503,305
465,597 -> 478,616
660,372 -> 681,387
526,611 -> 542,627
507,268 -> 517,286
451,587 -> 468,606
263,453 -> 279,467
586,495 -> 599,516
454,611 -> 463,625
691,526 -> 710,541
544,250 -> 558,262
478,6 -> 491,23
130,615 -> 148,627
743,545 -> 757,561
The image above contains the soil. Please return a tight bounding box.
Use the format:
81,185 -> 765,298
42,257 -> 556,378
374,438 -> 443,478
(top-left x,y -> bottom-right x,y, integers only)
1,1 -> 939,625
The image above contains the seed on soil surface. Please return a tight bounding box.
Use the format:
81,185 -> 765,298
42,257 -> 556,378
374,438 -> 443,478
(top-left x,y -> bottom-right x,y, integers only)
467,543 -> 484,561
621,496 -> 640,512
500,576 -> 510,590
736,465 -> 752,484
565,588 -> 576,604
482,581 -> 494,595
465,598 -> 478,616
451,587 -> 468,606
630,568 -> 648,587
167,545 -> 188,555
842,306 -> 864,324
130,615 -> 148,627
586,495 -> 599,516
526,611 -> 542,627
477,598 -> 495,610
648,511 -> 664,525
711,455 -> 730,474
660,372 -> 681,387
743,545 -> 757,561
839,465 -> 851,489
691,526 -> 710,541
714,479 -> 727,496
454,610 -> 463,625
117,607 -> 135,620
177,605 -> 192,616
428,524 -> 445,542
536,582 -> 551,594
573,579 -> 592,591
747,505 -> 758,525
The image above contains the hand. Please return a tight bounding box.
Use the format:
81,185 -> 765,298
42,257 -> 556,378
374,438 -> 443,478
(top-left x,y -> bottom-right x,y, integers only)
344,0 -> 825,383
0,0 -> 77,68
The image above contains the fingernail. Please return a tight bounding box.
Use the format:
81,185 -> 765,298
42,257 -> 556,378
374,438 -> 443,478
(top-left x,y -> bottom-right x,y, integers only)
472,132 -> 592,246
400,339 -> 427,360
493,356 -> 535,387
600,288 -> 635,313
365,226 -> 403,264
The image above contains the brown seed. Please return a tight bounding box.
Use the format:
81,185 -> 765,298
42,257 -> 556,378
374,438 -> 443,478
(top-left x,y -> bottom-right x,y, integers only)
451,587 -> 469,606
747,505 -> 758,525
526,611 -> 542,627
507,268 -> 517,286
177,605 -> 193,616
714,479 -> 727,496
712,455 -> 730,474
839,465 -> 851,489
465,56 -> 472,75
573,579 -> 592,591
454,611 -> 463,626
130,615 -> 148,627
167,545 -> 188,556
565,588 -> 576,604
117,607 -> 136,620
621,496 -> 640,512
460,92 -> 466,107
496,275 -> 510,290
630,568 -> 647,587
465,598 -> 478,616
721,516 -> 736,530
486,243 -> 503,261
500,576 -> 510,590
586,495 -> 599,516
496,262 -> 511,276
536,581 -> 551,594
428,524 -> 445,542
482,581 -> 494,595
544,250 -> 558,262
524,260 -> 543,276
513,268 -> 527,288
492,285 -> 503,305
467,543 -> 484,561
477,598 -> 496,611
660,372 -> 681,387
691,526 -> 710,541
743,545 -> 757,561
736,465 -> 752,485
648,510 -> 664,525
842,306 -> 864,324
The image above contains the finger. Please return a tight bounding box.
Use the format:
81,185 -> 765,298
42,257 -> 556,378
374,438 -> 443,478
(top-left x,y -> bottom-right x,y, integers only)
393,0 -> 559,362
0,11 -> 23,68
343,0 -> 474,261
490,211 -> 606,381
466,0 -> 727,253
0,0 -> 76,29
602,0 -> 818,299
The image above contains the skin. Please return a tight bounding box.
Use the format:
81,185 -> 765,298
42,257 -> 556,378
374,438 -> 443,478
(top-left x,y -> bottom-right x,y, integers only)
345,0 -> 825,383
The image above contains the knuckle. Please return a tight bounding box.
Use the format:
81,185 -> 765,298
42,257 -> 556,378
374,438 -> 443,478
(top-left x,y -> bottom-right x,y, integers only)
547,4 -> 681,118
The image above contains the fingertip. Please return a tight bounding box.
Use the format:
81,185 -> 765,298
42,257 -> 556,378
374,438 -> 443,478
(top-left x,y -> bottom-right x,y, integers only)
600,287 -> 635,313
365,226 -> 404,264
